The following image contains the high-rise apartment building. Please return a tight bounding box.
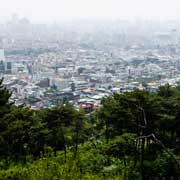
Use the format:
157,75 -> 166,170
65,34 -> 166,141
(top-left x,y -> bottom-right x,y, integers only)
0,49 -> 5,61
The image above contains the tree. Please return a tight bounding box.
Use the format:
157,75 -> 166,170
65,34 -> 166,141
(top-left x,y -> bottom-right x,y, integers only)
0,78 -> 12,116
71,82 -> 76,92
44,105 -> 76,158
72,109 -> 86,157
0,106 -> 46,160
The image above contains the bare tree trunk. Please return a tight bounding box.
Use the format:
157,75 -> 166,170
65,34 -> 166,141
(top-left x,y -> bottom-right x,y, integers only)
105,119 -> 109,144
141,137 -> 145,180
60,126 -> 67,162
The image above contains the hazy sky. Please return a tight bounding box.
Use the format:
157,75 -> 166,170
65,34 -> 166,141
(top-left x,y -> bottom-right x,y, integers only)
1,0 -> 180,22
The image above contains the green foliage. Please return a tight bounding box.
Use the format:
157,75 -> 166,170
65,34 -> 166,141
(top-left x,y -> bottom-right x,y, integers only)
103,133 -> 136,158
0,79 -> 180,179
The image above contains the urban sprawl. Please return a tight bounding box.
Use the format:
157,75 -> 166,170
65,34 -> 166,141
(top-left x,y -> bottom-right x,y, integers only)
1,16 -> 180,112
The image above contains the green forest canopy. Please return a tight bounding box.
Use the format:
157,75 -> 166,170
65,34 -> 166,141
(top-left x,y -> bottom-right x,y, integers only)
0,79 -> 180,180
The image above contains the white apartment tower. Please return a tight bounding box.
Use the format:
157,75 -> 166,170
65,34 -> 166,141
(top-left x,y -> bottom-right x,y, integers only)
0,49 -> 5,61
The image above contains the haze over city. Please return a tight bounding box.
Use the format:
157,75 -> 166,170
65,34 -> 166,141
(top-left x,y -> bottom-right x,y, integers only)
0,0 -> 180,22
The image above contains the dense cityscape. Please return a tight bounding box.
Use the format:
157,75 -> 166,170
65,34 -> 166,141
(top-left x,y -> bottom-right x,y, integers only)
1,16 -> 180,112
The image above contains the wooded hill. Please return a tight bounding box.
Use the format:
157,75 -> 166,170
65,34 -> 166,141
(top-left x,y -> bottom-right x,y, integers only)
0,78 -> 180,180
